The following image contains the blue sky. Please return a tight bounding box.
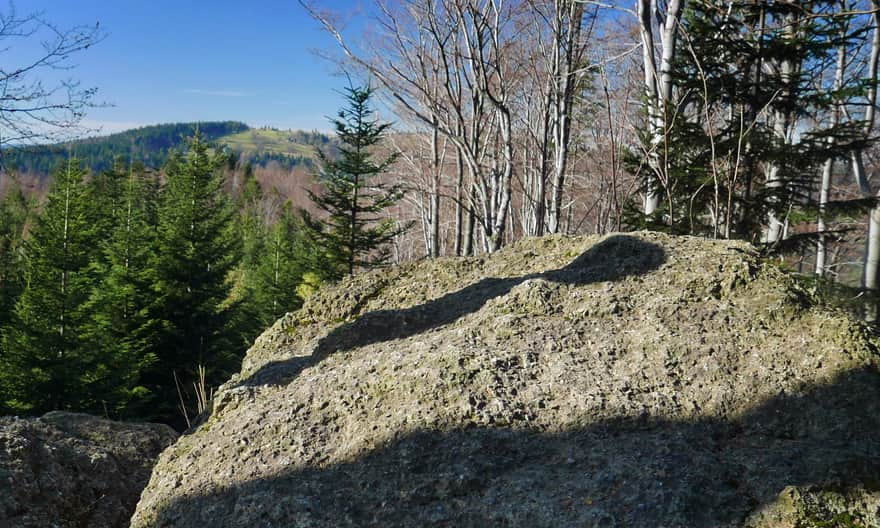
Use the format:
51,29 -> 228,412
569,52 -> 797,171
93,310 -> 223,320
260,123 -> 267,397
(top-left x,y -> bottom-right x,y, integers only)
10,1 -> 358,135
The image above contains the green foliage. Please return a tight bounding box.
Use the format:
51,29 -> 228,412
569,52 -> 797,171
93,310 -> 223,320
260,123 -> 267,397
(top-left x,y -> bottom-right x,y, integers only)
0,129 -> 325,425
0,175 -> 32,413
251,203 -> 314,328
3,122 -> 333,178
626,1 -> 876,245
237,163 -> 266,273
146,132 -> 243,424
0,174 -> 30,330
800,511 -> 867,528
296,271 -> 323,301
1,159 -> 103,413
4,121 -> 249,175
304,85 -> 409,279
83,162 -> 162,417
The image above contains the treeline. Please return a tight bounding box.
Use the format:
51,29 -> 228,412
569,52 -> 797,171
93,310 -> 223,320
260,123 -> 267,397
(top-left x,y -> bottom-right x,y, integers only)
2,122 -> 329,176
0,134 -> 326,427
248,151 -> 316,170
306,0 -> 880,304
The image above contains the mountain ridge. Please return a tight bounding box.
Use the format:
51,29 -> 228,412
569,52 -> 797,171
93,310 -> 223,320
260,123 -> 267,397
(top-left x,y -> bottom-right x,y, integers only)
2,121 -> 331,176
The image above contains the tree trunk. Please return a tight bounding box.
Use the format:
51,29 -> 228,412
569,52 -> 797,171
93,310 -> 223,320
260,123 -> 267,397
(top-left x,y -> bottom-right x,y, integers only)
638,0 -> 684,217
548,0 -> 584,234
454,146 -> 464,256
859,1 -> 880,304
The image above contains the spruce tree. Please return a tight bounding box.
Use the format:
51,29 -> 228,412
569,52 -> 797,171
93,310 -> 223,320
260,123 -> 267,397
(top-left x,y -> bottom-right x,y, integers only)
1,159 -> 101,413
627,0 -> 873,246
253,203 -> 311,327
233,162 -> 266,334
0,175 -> 31,412
83,162 -> 160,417
304,85 -> 408,279
237,162 -> 265,274
224,162 -> 269,353
0,174 -> 30,333
148,132 -> 241,423
89,156 -> 128,239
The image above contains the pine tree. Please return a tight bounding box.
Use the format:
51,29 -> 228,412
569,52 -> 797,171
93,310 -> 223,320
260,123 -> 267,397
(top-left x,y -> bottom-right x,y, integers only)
303,85 -> 408,279
83,162 -> 161,417
1,159 -> 102,413
0,174 -> 30,332
147,132 -> 242,423
253,203 -> 311,327
0,174 -> 31,412
627,0 -> 873,246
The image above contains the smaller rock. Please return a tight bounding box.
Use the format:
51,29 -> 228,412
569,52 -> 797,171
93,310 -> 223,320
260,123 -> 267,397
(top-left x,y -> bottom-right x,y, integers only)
0,411 -> 177,528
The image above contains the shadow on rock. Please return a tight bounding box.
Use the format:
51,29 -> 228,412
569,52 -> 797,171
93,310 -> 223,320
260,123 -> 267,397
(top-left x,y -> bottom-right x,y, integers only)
240,235 -> 666,388
140,366 -> 880,527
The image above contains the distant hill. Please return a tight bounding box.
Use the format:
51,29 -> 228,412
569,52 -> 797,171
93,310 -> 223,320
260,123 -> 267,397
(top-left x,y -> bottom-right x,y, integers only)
217,128 -> 334,172
2,122 -> 332,176
220,128 -> 331,158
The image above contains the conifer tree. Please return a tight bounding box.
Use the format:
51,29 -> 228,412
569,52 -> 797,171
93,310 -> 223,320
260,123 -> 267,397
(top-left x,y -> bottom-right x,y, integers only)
147,133 -> 241,423
0,175 -> 31,412
1,159 -> 102,413
84,162 -> 160,416
0,174 -> 30,333
232,162 -> 267,336
224,162 -> 270,351
89,156 -> 128,239
253,203 -> 311,327
304,85 -> 408,279
237,162 -> 265,274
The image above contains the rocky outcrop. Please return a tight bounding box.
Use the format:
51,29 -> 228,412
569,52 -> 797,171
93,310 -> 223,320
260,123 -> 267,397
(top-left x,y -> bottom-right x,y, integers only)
131,233 -> 880,527
0,411 -> 177,528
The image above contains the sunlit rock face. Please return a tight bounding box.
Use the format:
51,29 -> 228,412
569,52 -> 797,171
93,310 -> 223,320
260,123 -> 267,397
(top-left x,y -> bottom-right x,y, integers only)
131,233 -> 880,528
0,411 -> 177,528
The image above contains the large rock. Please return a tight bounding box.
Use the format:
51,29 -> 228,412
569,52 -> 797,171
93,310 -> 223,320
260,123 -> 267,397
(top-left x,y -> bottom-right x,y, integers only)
131,233 -> 880,527
0,411 -> 177,528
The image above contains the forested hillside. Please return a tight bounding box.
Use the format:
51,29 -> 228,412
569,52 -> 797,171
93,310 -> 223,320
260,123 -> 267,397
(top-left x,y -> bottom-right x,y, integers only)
0,86 -> 395,430
2,122 -> 331,177
0,134 -> 325,428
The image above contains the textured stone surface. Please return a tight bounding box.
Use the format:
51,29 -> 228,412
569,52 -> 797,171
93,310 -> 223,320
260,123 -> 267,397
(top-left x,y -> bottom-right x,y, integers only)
0,411 -> 177,528
131,233 -> 880,528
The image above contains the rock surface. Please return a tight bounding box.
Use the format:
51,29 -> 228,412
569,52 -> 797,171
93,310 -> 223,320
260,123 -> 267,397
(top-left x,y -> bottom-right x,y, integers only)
131,233 -> 880,527
0,411 -> 177,528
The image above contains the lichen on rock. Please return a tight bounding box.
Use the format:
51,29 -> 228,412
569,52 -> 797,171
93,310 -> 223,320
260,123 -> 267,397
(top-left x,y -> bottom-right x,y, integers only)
131,232 -> 880,528
0,411 -> 177,528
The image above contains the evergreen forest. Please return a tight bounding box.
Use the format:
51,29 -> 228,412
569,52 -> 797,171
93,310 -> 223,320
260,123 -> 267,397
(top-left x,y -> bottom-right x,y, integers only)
3,121 -> 332,176
0,134 -> 324,427
0,88 -> 406,429
5,0 -> 880,430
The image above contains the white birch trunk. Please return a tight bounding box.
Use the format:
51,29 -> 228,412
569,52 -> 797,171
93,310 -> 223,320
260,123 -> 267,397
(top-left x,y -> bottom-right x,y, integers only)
638,0 -> 684,217
860,1 -> 880,297
816,38 -> 846,276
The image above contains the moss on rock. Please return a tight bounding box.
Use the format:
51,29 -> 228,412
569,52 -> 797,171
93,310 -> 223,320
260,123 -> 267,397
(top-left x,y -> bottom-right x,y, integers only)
132,233 -> 879,527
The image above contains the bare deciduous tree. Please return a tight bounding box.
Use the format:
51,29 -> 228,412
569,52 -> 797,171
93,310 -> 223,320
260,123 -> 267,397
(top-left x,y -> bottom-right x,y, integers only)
0,3 -> 104,153
637,0 -> 685,217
